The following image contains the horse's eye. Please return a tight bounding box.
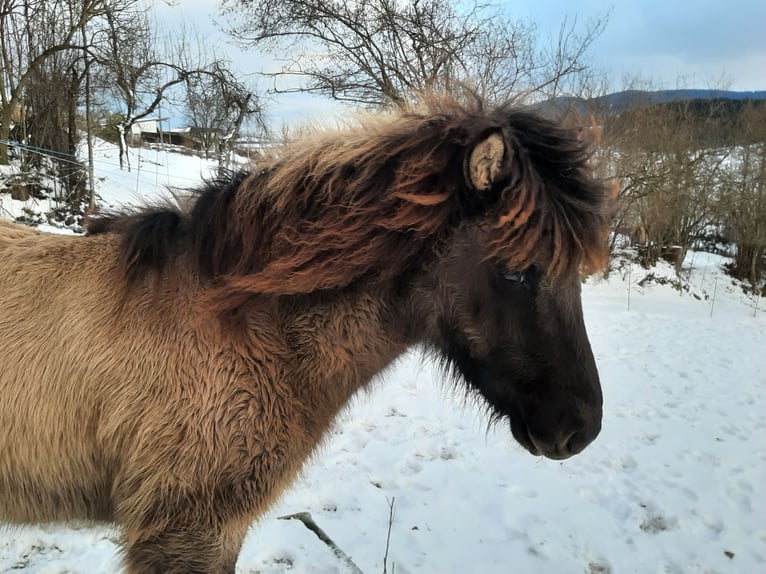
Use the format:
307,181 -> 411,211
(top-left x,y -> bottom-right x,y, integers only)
503,270 -> 526,284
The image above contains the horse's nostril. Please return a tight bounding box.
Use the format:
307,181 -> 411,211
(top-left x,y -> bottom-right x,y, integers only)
547,431 -> 577,458
528,428 -> 587,460
562,431 -> 582,456
522,409 -> 601,460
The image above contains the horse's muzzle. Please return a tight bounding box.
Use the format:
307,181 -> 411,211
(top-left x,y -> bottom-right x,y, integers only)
510,407 -> 602,460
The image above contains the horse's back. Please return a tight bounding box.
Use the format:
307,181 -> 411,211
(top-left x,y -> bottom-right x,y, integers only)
0,221 -> 122,522
0,219 -> 91,295
0,218 -> 40,244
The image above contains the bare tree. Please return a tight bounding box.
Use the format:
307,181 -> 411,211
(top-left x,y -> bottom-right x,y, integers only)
602,94 -> 766,283
721,103 -> 766,287
220,0 -> 606,107
90,5 -> 198,169
0,0 -> 113,164
88,7 -> 251,171
0,0 -> 132,221
185,63 -> 266,173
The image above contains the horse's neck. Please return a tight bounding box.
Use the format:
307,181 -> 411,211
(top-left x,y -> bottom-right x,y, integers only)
269,287 -> 417,432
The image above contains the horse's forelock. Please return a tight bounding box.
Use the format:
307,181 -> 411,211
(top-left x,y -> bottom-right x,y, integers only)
483,111 -> 613,278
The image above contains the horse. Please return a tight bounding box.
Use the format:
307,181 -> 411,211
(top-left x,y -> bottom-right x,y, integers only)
0,97 -> 612,573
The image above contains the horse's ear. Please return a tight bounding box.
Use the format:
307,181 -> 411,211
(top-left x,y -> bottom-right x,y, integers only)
467,131 -> 506,191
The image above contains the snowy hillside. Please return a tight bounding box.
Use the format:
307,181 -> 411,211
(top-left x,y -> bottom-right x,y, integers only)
1,141 -> 764,573
0,139 -> 223,222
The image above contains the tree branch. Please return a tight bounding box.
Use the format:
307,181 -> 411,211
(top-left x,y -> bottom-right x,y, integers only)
278,512 -> 364,574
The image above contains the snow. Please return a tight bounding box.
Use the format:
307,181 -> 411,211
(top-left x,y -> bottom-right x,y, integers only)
85,138 -> 222,209
0,139 -> 222,223
1,143 -> 765,573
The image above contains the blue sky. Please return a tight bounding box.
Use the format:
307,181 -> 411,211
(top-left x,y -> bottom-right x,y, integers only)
509,0 -> 765,91
155,0 -> 766,127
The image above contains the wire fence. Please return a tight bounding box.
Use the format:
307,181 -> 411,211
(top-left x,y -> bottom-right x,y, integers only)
0,138 -> 225,210
0,139 -> 90,209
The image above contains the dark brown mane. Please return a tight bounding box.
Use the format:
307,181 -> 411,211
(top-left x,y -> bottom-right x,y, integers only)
88,97 -> 612,303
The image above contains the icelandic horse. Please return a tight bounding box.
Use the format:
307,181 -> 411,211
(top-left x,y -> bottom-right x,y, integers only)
0,97 -> 612,572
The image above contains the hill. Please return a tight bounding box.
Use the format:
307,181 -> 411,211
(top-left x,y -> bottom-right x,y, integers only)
592,89 -> 766,111
541,89 -> 766,118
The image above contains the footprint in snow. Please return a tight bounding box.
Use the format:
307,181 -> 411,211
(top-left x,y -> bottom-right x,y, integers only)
508,485 -> 539,499
396,459 -> 422,475
640,433 -> 660,445
586,560 -> 612,574
640,513 -> 677,534
439,446 -> 458,460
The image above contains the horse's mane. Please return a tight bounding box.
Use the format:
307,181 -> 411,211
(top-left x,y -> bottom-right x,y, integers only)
88,97 -> 612,304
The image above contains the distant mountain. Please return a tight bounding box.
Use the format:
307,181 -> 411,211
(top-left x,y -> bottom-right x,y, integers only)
592,89 -> 766,111
538,89 -> 766,116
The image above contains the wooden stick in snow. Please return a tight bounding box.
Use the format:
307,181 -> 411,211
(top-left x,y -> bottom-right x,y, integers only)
382,497 -> 396,574
277,511 -> 364,574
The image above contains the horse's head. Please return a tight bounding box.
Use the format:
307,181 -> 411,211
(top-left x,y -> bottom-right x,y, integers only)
421,110 -> 611,460
427,229 -> 601,460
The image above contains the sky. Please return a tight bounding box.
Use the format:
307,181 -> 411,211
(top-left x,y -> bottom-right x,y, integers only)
153,0 -> 766,128
510,0 -> 766,92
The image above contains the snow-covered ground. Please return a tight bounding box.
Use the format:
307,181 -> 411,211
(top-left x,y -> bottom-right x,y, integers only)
1,142 -> 764,573
0,138 -> 224,222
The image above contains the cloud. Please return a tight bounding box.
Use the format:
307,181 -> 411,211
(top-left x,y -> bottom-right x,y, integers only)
512,0 -> 765,91
605,0 -> 763,60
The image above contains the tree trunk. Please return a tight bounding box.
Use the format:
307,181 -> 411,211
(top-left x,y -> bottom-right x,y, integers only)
65,67 -> 83,209
117,123 -> 131,172
0,115 -> 12,164
217,94 -> 252,177
733,243 -> 765,286
82,25 -> 96,211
